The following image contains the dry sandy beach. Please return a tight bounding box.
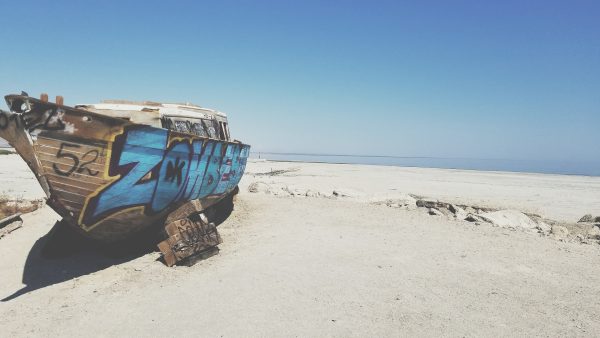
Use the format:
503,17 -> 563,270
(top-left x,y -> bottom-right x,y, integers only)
1,155 -> 600,337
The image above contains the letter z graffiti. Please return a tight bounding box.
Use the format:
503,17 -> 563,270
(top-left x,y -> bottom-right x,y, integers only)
80,126 -> 168,227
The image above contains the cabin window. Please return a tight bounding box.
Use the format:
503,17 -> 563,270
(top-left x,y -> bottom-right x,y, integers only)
202,119 -> 219,139
189,122 -> 204,137
174,120 -> 190,133
218,122 -> 226,140
161,117 -> 173,129
223,122 -> 230,140
161,116 -> 225,140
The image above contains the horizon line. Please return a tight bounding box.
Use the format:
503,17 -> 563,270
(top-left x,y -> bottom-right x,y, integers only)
249,151 -> 591,163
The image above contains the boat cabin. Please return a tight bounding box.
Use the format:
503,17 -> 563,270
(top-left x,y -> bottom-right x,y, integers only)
75,100 -> 232,141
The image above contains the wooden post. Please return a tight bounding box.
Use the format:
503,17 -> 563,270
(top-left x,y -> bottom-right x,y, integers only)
56,96 -> 64,106
40,93 -> 48,102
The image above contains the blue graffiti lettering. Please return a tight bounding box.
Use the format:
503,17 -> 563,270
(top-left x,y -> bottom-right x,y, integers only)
81,126 -> 250,227
197,142 -> 223,198
86,127 -> 167,222
182,140 -> 210,200
151,142 -> 192,212
215,144 -> 242,194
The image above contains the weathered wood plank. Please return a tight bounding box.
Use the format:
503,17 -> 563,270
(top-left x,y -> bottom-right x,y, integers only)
36,134 -> 109,149
43,171 -> 108,186
158,217 -> 222,267
35,139 -> 108,157
51,187 -> 88,204
46,179 -> 97,196
41,163 -> 105,182
35,142 -> 108,159
37,153 -> 106,171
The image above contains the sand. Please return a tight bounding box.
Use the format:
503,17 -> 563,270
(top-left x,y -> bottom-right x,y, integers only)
1,156 -> 600,337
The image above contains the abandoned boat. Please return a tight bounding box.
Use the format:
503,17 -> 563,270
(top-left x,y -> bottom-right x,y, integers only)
0,92 -> 250,265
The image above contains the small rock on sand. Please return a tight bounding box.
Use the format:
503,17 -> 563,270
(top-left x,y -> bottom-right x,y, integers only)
535,221 -> 552,234
578,214 -> 594,223
387,196 -> 417,210
465,206 -> 477,214
416,199 -> 439,209
371,194 -> 417,210
465,213 -> 485,223
332,189 -> 352,198
477,210 -> 539,231
587,225 -> 600,239
551,225 -> 569,239
248,182 -> 271,194
449,204 -> 468,220
428,208 -> 444,216
305,190 -> 321,198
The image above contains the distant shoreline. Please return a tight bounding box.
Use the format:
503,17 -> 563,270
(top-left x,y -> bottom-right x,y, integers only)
250,152 -> 600,177
250,158 -> 598,179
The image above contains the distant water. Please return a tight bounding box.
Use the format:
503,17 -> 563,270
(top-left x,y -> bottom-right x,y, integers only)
250,152 -> 600,177
1,140 -> 597,176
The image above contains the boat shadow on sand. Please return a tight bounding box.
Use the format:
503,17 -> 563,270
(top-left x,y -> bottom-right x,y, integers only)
1,221 -> 152,302
1,198 -> 236,302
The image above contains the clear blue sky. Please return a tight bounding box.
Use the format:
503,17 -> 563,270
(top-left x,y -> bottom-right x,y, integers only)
1,0 -> 598,162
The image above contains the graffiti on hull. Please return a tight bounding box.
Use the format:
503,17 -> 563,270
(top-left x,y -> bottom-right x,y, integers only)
0,106 -> 67,133
80,125 -> 250,228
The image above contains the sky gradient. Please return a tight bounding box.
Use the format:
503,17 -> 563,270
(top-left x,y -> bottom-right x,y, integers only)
1,0 -> 598,163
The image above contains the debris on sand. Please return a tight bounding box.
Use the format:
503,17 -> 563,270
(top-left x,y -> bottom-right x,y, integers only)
250,167 -> 300,177
411,197 -> 600,245
0,196 -> 43,239
371,195 -> 417,210
428,208 -> 444,216
551,225 -> 569,240
577,214 -> 600,223
248,181 -> 272,194
578,214 -> 594,223
245,177 -> 600,246
248,181 -> 361,199
0,196 -> 43,219
0,213 -> 23,239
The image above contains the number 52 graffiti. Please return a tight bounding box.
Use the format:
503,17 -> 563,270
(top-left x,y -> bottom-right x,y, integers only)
53,143 -> 100,177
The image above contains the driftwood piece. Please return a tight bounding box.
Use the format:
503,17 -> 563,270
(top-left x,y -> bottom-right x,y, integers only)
157,216 -> 222,267
0,213 -> 24,239
0,224 -> 22,239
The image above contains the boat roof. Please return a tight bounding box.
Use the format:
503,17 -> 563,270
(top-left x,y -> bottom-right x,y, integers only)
75,100 -> 227,120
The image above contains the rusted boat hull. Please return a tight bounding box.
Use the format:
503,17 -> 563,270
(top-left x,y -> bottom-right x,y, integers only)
0,94 -> 250,242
